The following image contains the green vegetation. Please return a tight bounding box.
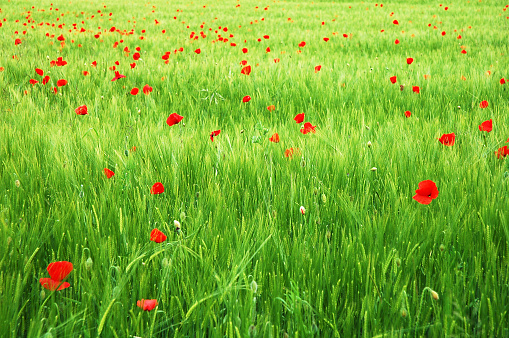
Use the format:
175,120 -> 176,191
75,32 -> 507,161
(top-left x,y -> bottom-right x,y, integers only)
1,0 -> 508,336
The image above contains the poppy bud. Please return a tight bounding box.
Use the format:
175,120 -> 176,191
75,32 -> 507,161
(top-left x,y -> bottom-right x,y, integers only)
162,257 -> 170,268
370,167 -> 377,172
431,290 -> 439,300
300,206 -> 305,215
439,244 -> 445,252
15,180 -> 20,188
395,258 -> 401,267
174,220 -> 181,231
86,257 -> 93,271
40,290 -> 46,300
321,194 -> 327,203
367,141 -> 372,148
400,308 -> 407,317
250,280 -> 258,293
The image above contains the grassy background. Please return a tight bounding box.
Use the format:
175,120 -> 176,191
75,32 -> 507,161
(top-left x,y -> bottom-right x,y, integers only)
1,0 -> 508,336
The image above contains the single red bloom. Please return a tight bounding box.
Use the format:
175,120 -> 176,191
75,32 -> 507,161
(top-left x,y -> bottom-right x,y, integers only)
104,168 -> 115,178
194,48 -> 201,54
294,113 -> 305,123
143,84 -> 153,95
150,228 -> 167,243
166,113 -> 183,126
274,58 -> 280,63
298,41 -> 306,48
91,61 -> 97,67
495,145 -> 509,159
479,100 -> 488,108
242,47 -> 248,53
342,33 -> 349,38
241,65 -> 251,75
323,37 -> 329,42
57,34 -> 65,41
266,47 -> 271,53
133,52 -> 141,60
393,20 -> 399,25
314,65 -> 321,73
137,299 -> 158,311
83,71 -> 89,76
150,182 -> 164,194
412,180 -> 439,205
478,119 -> 492,132
501,78 -> 506,85
53,87 -> 57,94
46,261 -> 73,281
75,105 -> 88,115
131,87 -> 139,95
15,38 -> 22,45
406,57 -> 414,65
269,133 -> 280,143
29,79 -> 39,86
111,71 -> 126,81
390,76 -> 397,84
404,110 -> 411,118
441,31 -> 446,36
130,62 -> 136,69
300,122 -> 316,134
210,130 -> 221,141
115,61 -> 120,66
461,50 -> 467,54
35,68 -> 44,76
57,79 -> 67,87
438,133 -> 455,146
42,76 -> 50,85
240,60 -> 248,66
395,39 -> 400,44
267,105 -> 275,112
39,278 -> 71,291
263,35 -> 270,39
412,86 -> 420,94
242,95 -> 251,103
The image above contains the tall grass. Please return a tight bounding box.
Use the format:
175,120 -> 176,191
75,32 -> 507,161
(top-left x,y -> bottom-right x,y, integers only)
1,0 -> 508,336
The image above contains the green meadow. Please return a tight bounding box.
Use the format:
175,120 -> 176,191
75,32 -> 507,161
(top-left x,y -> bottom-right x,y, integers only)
1,0 -> 508,336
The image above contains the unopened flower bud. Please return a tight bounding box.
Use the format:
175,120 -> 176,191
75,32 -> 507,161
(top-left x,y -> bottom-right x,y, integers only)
400,308 -> 407,317
85,257 -> 93,271
250,280 -> 258,293
439,244 -> 445,252
321,194 -> 327,203
367,141 -> 372,148
300,206 -> 305,215
431,290 -> 439,300
15,180 -> 20,188
174,220 -> 181,231
370,167 -> 377,172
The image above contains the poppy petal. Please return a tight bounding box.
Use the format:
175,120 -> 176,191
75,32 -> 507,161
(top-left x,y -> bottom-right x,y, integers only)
47,261 -> 73,281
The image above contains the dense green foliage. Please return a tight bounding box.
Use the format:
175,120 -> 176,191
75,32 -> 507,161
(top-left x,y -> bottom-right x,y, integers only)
1,0 -> 508,336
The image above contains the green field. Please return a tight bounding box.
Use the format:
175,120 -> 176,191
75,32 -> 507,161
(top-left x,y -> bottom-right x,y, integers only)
1,0 -> 509,336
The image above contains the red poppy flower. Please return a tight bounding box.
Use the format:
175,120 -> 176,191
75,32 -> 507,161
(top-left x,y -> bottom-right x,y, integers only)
441,31 -> 446,36
406,57 -> 413,65
133,52 -> 141,60
130,63 -> 136,69
131,87 -> 139,95
53,87 -> 57,94
166,113 -> 183,126
438,133 -> 455,146
267,105 -> 275,111
284,147 -> 300,158
91,61 -> 97,67
57,34 -> 65,41
412,86 -> 420,94
501,78 -> 506,85
478,119 -> 492,132
29,79 -> 39,86
111,71 -> 126,81
40,261 -> 73,291
495,146 -> 509,159
75,105 -> 88,115
479,100 -> 488,108
83,71 -> 89,76
150,182 -> 164,194
314,65 -> 321,73
242,47 -> 248,53
15,38 -> 22,45
240,60 -> 247,66
404,110 -> 411,118
241,65 -> 251,75
42,76 -> 50,85
263,35 -> 269,39
150,228 -> 167,243
137,299 -> 158,311
412,180 -> 439,205
390,76 -> 397,84
210,130 -> 221,141
393,20 -> 399,25
274,58 -> 280,63
265,47 -> 271,53
194,48 -> 201,54
323,37 -> 329,42
294,113 -> 305,123
461,50 -> 467,54
36,68 -> 44,76
300,122 -> 316,134
143,84 -> 153,95
395,39 -> 400,44
269,133 -> 280,143
57,79 -> 68,87
102,168 -> 115,178
298,41 -> 306,48
242,95 -> 251,103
